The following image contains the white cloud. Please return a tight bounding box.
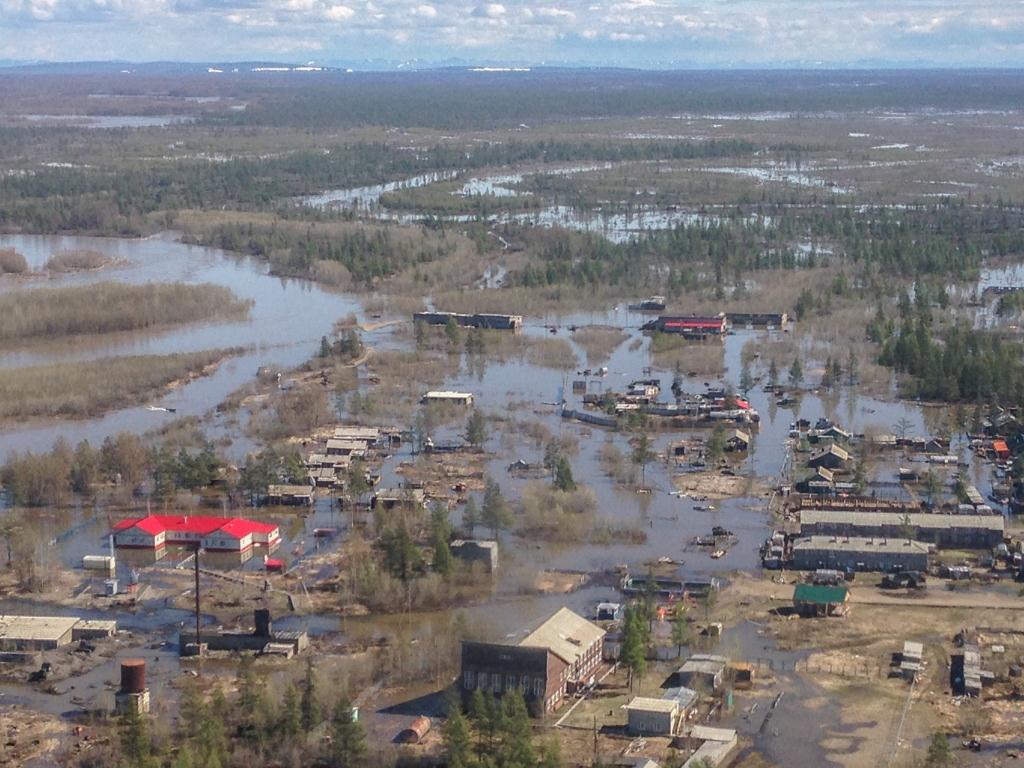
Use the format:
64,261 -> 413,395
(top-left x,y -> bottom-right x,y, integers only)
471,2 -> 505,18
323,3 -> 353,20
0,0 -> 1022,65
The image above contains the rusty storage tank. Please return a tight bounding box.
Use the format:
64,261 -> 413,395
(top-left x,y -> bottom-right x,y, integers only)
254,609 -> 272,637
398,716 -> 432,744
120,659 -> 146,693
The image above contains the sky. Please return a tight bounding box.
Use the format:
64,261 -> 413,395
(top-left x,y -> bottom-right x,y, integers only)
0,0 -> 1022,67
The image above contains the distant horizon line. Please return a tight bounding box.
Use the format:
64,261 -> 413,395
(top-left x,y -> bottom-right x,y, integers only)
2,59 -> 1024,73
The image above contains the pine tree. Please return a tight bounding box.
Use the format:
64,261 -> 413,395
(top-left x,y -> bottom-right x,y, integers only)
925,731 -> 953,767
445,316 -> 462,348
468,688 -> 491,757
498,689 -> 535,767
539,737 -> 565,768
768,358 -> 779,389
462,496 -> 479,534
631,432 -> 654,487
465,409 -> 488,450
443,707 -> 472,768
670,604 -> 691,658
621,606 -> 648,689
330,695 -> 367,768
237,655 -> 263,732
170,745 -> 195,768
199,687 -> 229,768
279,682 -> 301,738
554,456 -> 576,492
433,538 -> 456,579
543,440 -> 561,473
119,707 -> 154,768
481,477 -> 512,537
177,676 -> 207,743
300,657 -> 319,733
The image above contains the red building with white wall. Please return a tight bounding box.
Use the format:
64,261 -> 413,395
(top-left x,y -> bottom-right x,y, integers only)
112,515 -> 280,552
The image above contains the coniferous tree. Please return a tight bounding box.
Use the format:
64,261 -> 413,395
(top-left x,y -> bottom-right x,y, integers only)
279,682 -> 301,738
300,657 -> 319,733
443,707 -> 472,768
330,695 -> 367,768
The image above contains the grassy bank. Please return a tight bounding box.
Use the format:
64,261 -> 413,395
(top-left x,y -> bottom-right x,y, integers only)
0,349 -> 242,420
0,282 -> 252,343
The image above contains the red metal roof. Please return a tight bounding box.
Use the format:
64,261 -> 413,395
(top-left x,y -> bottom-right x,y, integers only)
112,515 -> 277,538
993,440 -> 1009,454
113,516 -> 168,535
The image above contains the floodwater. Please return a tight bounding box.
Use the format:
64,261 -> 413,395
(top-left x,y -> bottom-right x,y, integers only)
300,170 -> 458,209
0,232 -> 369,455
300,167 -> 768,243
0,227 -> 1006,748
6,114 -> 194,129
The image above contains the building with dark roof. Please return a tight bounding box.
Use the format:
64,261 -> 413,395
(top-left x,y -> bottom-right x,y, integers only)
791,536 -> 930,573
460,642 -> 568,715
459,607 -> 605,715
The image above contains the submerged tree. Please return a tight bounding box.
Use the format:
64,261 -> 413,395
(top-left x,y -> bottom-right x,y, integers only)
788,355 -> 804,388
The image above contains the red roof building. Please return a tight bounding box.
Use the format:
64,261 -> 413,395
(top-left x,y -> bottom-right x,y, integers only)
657,314 -> 727,337
113,515 -> 280,552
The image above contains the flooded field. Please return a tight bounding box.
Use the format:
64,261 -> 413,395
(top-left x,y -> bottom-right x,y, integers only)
0,233 -> 370,455
2,80 -> 1024,767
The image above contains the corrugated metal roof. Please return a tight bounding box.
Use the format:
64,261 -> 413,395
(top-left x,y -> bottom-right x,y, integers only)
518,607 -> 606,666
800,510 -> 1005,531
624,696 -> 677,713
689,725 -> 737,742
0,615 -> 78,641
792,536 -> 930,554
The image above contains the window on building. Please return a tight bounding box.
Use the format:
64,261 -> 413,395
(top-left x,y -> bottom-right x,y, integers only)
505,674 -> 515,692
464,671 -> 475,689
491,672 -> 501,691
533,678 -> 543,698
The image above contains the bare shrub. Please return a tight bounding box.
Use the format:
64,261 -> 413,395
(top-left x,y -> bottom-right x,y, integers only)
44,249 -> 110,272
0,282 -> 251,343
0,349 -> 237,420
518,482 -> 597,540
572,325 -> 629,365
0,248 -> 28,274
310,259 -> 352,288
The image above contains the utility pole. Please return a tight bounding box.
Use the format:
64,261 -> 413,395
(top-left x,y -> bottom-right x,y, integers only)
194,543 -> 202,657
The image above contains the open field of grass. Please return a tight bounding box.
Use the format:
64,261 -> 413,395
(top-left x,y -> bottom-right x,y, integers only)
0,348 -> 241,419
0,282 -> 251,343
